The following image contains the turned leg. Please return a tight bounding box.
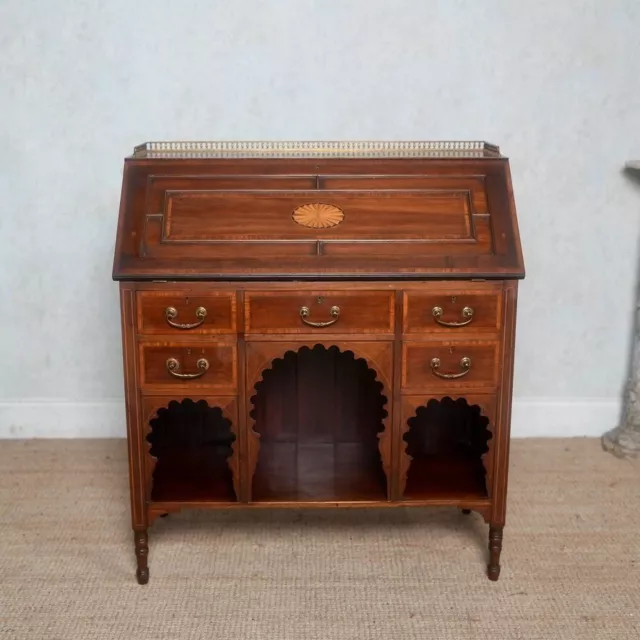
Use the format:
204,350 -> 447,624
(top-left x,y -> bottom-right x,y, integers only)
487,524 -> 503,581
134,529 -> 149,584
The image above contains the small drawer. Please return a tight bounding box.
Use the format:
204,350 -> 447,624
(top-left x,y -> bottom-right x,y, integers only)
402,340 -> 499,391
403,290 -> 501,334
245,291 -> 394,334
136,292 -> 236,335
139,342 -> 237,391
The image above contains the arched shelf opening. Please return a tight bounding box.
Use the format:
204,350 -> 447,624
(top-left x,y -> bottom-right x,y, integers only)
403,397 -> 492,500
250,345 -> 389,502
147,399 -> 236,502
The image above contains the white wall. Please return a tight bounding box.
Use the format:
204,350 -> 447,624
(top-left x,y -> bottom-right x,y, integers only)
1,0 -> 639,438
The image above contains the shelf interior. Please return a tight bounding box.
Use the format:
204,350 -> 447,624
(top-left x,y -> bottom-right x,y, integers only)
251,345 -> 388,502
403,397 -> 491,501
147,399 -> 236,503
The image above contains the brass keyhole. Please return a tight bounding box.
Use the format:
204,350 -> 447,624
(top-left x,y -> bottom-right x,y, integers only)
317,296 -> 324,304
449,347 -> 455,354
187,348 -> 191,355
451,296 -> 457,304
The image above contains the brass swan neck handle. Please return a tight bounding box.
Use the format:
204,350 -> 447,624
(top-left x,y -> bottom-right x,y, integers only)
299,305 -> 341,328
432,306 -> 474,327
165,306 -> 207,330
166,357 -> 209,379
430,356 -> 472,379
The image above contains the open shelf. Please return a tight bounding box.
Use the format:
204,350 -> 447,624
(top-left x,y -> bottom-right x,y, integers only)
147,399 -> 236,503
150,450 -> 236,502
251,345 -> 388,502
252,442 -> 386,502
403,397 -> 491,501
403,455 -> 488,501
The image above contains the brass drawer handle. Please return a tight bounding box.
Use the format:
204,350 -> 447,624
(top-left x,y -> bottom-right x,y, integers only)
432,306 -> 474,327
165,306 -> 207,330
430,356 -> 472,379
299,305 -> 341,328
166,357 -> 209,379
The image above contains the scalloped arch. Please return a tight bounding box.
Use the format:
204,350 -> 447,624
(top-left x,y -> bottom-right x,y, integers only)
247,342 -> 392,395
249,344 -> 388,420
400,395 -> 494,500
246,343 -> 393,496
143,398 -> 239,504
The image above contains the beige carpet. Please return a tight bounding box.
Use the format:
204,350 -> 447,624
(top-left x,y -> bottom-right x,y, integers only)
0,439 -> 639,640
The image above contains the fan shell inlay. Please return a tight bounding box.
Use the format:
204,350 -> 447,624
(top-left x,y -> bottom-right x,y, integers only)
292,203 -> 345,229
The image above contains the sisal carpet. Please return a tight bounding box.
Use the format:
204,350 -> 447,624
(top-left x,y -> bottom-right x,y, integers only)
0,438 -> 639,640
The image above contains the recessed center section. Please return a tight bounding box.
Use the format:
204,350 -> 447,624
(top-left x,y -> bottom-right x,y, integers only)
250,345 -> 387,501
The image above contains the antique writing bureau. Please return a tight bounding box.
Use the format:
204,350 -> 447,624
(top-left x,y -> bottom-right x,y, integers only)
113,141 -> 524,584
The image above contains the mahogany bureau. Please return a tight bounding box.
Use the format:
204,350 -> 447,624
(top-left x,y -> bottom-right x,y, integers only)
112,140 -> 525,584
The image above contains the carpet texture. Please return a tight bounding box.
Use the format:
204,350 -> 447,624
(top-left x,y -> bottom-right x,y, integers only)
0,438 -> 639,640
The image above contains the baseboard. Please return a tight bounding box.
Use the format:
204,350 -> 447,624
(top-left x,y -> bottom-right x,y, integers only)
0,398 -> 623,439
0,400 -> 127,439
510,398 -> 622,438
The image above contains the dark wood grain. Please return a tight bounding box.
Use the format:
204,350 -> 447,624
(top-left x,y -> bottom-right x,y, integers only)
399,394 -> 497,500
401,396 -> 492,501
245,340 -> 394,502
250,345 -> 388,502
141,396 -> 240,503
402,456 -> 488,501
114,143 -> 523,583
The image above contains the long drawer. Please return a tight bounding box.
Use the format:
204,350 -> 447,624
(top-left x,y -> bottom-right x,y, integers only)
244,291 -> 395,334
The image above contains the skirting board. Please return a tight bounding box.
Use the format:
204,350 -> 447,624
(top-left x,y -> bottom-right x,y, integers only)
0,398 -> 623,439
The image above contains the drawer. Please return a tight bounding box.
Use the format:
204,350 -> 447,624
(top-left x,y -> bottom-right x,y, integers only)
402,340 -> 499,391
403,290 -> 501,334
139,342 -> 237,391
245,291 -> 394,334
136,292 -> 236,335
